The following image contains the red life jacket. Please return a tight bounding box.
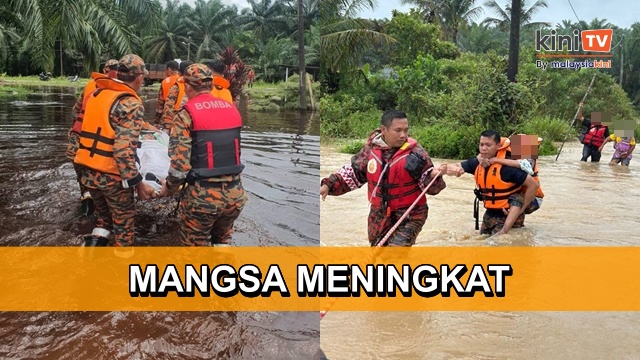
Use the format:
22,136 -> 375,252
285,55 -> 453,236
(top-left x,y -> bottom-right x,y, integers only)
183,92 -> 244,179
366,138 -> 425,211
582,125 -> 607,147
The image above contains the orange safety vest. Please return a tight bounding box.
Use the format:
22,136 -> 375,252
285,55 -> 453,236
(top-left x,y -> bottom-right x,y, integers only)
74,78 -> 141,175
161,74 -> 180,100
210,75 -> 233,103
71,72 -> 109,134
174,81 -> 186,110
474,137 -> 521,210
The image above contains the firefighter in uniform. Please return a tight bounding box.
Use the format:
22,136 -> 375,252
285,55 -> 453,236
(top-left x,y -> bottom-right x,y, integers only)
320,110 -> 448,247
74,54 -> 155,246
66,59 -> 118,215
160,60 -> 192,132
159,63 -> 247,246
448,130 -> 539,235
155,60 -> 180,126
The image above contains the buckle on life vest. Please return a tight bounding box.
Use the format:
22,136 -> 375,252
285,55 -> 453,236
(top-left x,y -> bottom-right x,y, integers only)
473,188 -> 483,201
473,197 -> 480,231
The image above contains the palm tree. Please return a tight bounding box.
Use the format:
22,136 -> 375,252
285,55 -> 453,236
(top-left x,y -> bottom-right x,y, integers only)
482,0 -> 550,31
0,4 -> 21,67
458,22 -> 507,53
143,0 -> 190,63
321,0 -> 395,74
400,0 -> 483,44
9,0 -> 161,73
183,0 -> 236,61
238,0 -> 289,43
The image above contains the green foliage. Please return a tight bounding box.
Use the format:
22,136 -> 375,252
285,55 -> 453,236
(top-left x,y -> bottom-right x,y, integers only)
339,140 -> 365,154
383,11 -> 459,68
323,44 -> 639,159
320,93 -> 381,138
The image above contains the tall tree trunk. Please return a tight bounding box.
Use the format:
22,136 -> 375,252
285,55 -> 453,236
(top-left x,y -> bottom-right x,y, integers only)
297,0 -> 307,111
59,40 -> 64,77
507,0 -> 521,82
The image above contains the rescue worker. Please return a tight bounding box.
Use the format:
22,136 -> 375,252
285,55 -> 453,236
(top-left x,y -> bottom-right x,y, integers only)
481,134 -> 545,235
155,60 -> 180,125
448,130 -> 539,236
320,110 -> 447,247
205,60 -> 233,103
66,59 -> 118,216
160,60 -> 192,132
484,134 -> 545,215
159,64 -> 247,247
75,54 -> 156,247
577,102 -> 610,162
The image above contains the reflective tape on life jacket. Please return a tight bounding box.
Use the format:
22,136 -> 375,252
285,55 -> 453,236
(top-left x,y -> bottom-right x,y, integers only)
474,137 -> 521,209
162,74 -> 180,100
74,78 -> 141,175
366,138 -> 425,212
582,125 -> 607,147
184,92 -> 244,179
174,81 -> 185,110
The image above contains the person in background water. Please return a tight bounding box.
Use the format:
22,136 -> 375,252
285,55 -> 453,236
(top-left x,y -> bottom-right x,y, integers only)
160,60 -> 192,133
155,60 -> 180,126
205,60 -> 233,103
577,102 -> 610,162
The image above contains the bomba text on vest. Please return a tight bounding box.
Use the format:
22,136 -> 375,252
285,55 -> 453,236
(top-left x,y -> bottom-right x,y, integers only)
194,100 -> 233,110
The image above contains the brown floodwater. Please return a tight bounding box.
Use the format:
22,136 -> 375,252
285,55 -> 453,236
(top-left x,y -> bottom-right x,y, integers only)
320,142 -> 640,359
0,85 -> 321,359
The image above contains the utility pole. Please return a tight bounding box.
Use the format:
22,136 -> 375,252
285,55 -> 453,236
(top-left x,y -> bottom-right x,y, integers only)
620,35 -> 625,85
507,0 -> 521,82
297,0 -> 307,111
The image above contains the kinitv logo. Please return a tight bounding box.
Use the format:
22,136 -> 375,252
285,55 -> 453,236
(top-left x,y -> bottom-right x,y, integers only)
535,29 -> 613,53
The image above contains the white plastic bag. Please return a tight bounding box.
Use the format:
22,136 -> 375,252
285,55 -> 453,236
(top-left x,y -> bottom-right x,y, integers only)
137,131 -> 170,191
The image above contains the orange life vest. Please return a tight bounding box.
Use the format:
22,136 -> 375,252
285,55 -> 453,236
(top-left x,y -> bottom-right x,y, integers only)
74,78 -> 141,175
211,75 -> 233,103
474,137 -> 521,210
366,138 -> 425,212
161,74 -> 180,100
174,81 -> 186,110
71,72 -> 109,134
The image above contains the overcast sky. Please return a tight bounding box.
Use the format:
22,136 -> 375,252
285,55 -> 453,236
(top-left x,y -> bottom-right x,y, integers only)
358,0 -> 638,29
178,0 -> 636,29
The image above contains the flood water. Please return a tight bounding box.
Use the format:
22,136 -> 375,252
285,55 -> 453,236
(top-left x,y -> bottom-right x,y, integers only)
320,142 -> 640,359
0,85 -> 320,358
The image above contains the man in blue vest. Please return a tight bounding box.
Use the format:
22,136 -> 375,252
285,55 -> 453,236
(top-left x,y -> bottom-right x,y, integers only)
159,63 -> 247,246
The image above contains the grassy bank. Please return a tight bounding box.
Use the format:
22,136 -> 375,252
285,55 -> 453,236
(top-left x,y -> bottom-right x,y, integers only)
1,75 -> 316,111
244,76 -> 320,112
0,75 -> 90,88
